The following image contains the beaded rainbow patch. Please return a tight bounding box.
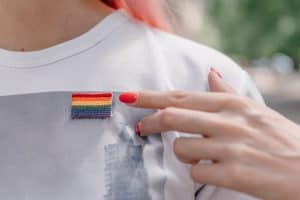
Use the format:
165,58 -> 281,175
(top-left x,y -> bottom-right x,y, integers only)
71,93 -> 113,119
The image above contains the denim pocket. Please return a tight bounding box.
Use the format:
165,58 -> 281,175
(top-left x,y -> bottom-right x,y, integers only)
102,92 -> 165,200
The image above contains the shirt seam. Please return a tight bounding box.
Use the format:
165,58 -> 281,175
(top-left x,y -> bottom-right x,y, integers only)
0,14 -> 129,70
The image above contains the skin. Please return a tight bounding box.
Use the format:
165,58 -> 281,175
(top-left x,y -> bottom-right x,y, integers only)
0,0 -> 111,51
124,69 -> 300,200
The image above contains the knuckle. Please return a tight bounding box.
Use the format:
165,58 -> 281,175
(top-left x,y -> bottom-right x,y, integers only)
221,143 -> 252,159
222,94 -> 237,108
168,90 -> 187,98
243,107 -> 271,128
234,96 -> 249,109
231,143 -> 252,158
221,145 -> 235,159
224,95 -> 249,110
159,108 -> 177,129
167,90 -> 188,107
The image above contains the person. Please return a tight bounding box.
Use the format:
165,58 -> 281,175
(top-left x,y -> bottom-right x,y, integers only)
0,0 -> 262,199
119,69 -> 300,200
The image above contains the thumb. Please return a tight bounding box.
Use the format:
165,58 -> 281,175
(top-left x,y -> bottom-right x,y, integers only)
208,67 -> 236,93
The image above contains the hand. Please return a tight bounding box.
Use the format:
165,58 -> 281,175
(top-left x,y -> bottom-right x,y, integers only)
119,69 -> 300,200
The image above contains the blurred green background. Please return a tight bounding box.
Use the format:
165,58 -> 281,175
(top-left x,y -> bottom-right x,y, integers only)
174,0 -> 300,123
203,0 -> 300,69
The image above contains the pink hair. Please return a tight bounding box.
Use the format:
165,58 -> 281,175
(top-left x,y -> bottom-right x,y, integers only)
101,0 -> 172,31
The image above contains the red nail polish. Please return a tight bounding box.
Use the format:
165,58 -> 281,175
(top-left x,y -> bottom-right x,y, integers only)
210,67 -> 223,79
119,92 -> 138,104
135,122 -> 142,136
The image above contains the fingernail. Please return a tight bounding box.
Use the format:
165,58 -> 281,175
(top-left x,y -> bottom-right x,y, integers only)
210,67 -> 223,79
119,92 -> 138,104
135,122 -> 142,136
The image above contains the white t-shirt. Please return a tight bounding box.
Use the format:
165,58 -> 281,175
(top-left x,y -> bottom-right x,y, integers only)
0,10 -> 262,200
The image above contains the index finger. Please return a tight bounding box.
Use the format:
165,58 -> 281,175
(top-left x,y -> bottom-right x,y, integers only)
119,90 -> 233,112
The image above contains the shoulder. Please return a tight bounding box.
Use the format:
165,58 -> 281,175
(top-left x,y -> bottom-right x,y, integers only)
147,27 -> 249,91
119,14 -> 249,92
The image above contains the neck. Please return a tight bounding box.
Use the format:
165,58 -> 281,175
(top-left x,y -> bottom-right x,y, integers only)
0,0 -> 111,51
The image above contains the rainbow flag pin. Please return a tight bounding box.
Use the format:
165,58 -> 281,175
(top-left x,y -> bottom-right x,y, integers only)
71,93 -> 113,119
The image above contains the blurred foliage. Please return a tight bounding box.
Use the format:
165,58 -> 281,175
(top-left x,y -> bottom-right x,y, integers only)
205,0 -> 300,68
